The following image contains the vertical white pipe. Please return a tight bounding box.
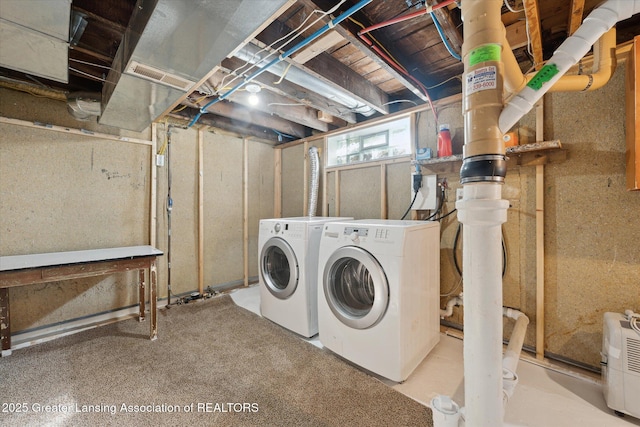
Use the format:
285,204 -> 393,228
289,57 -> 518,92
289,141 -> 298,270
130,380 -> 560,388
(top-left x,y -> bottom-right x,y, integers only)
457,183 -> 509,427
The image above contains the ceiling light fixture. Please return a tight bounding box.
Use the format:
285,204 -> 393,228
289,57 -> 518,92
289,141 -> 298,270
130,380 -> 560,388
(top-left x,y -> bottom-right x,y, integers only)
246,83 -> 261,106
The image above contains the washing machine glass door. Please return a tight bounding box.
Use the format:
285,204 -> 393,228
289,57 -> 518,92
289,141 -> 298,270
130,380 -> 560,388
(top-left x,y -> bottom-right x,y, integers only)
261,237 -> 299,299
323,246 -> 389,329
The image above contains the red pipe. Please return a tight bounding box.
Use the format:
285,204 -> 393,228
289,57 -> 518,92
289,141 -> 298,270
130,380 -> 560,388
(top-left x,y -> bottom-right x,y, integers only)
358,0 -> 457,36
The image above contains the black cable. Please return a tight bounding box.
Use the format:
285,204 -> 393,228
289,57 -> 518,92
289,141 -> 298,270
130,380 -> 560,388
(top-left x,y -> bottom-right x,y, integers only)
401,191 -> 419,220
453,222 -> 462,276
452,222 -> 508,278
438,208 -> 457,221
423,185 -> 445,221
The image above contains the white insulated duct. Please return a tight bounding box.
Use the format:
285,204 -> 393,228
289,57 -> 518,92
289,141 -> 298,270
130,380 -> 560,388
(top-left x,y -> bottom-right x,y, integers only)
308,146 -> 320,217
499,0 -> 640,133
233,43 -> 376,116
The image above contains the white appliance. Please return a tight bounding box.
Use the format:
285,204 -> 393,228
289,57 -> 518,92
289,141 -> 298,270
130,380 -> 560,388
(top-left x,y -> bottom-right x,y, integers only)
258,217 -> 352,337
317,219 -> 440,382
602,310 -> 640,418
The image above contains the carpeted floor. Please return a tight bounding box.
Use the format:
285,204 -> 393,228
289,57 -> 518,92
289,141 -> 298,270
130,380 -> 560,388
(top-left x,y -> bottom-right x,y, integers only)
1,294 -> 433,426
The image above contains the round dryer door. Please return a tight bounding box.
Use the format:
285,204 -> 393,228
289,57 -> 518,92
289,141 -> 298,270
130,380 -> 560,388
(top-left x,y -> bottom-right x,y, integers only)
323,246 -> 389,329
261,237 -> 299,299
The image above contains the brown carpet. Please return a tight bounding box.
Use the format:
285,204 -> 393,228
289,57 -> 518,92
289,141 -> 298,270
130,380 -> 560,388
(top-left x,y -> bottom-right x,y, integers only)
1,294 -> 432,426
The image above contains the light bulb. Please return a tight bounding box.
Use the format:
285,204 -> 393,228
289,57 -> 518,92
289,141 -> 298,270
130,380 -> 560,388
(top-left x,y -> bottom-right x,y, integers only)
248,94 -> 259,106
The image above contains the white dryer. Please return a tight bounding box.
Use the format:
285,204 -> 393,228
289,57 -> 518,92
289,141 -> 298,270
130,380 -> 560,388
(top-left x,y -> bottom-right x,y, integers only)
317,219 -> 440,382
259,217 -> 352,337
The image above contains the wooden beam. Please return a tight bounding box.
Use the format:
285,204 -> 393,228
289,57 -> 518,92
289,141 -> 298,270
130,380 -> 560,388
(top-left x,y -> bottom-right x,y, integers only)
505,20 -> 529,50
170,108 -> 280,143
298,0 -> 428,102
183,98 -> 308,139
225,86 -> 334,132
255,23 -> 390,115
221,57 -> 357,124
292,31 -> 345,64
567,0 -> 585,36
523,0 -> 544,68
430,2 -> 463,54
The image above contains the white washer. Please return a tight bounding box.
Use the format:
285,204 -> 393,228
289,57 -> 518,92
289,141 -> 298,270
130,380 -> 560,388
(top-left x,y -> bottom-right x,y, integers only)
317,219 -> 440,382
259,217 -> 352,337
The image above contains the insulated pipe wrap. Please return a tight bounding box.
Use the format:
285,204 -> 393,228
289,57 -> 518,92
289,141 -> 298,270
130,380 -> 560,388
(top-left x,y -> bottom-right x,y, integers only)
499,0 -> 640,132
308,146 -> 319,217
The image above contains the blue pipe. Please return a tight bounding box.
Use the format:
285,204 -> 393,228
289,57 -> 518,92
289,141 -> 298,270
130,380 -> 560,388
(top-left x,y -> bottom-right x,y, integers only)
430,12 -> 461,61
188,0 -> 373,128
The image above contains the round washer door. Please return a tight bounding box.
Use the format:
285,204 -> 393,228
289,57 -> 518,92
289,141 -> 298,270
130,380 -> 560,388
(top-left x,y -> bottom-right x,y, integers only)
323,246 -> 389,329
260,237 -> 299,299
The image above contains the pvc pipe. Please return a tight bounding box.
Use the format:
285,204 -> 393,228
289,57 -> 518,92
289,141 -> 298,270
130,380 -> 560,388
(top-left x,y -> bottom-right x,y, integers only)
457,183 -> 509,427
502,308 -> 529,399
499,0 -> 640,133
502,308 -> 529,372
502,28 -> 617,98
308,146 -> 320,217
546,28 -> 616,92
440,295 -> 463,318
188,0 -> 374,127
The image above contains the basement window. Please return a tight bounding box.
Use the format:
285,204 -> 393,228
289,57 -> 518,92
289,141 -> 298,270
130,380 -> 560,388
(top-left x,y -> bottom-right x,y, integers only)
326,116 -> 411,167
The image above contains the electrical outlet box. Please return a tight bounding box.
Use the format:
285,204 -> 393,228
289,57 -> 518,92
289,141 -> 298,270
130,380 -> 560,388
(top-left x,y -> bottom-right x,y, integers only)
156,154 -> 165,167
412,174 -> 437,210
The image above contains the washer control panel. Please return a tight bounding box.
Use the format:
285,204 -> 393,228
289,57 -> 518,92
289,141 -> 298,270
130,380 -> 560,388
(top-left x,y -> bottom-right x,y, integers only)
344,227 -> 368,237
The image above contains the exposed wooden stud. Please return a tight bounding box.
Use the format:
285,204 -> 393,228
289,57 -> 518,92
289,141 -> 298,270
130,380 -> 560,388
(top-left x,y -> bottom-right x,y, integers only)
380,164 -> 387,219
335,169 -> 341,216
274,149 -> 282,218
523,0 -> 544,68
322,138 -> 329,216
243,138 -> 250,287
567,0 -> 585,36
303,141 -> 309,216
535,100 -> 545,361
150,123 -> 158,249
198,129 -> 205,295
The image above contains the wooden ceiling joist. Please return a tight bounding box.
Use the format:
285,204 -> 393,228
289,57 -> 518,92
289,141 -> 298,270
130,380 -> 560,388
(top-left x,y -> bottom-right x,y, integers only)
567,0 -> 585,36
523,0 -> 544,68
298,0 -> 429,102
255,25 -> 390,116
220,57 -> 358,124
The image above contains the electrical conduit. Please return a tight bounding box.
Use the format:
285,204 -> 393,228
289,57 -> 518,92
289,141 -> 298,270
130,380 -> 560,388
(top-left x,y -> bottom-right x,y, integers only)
187,0 -> 374,128
499,0 -> 640,133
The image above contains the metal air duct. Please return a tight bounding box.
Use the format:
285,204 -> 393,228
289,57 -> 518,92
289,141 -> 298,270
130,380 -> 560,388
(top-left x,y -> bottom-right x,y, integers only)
233,42 -> 376,116
99,0 -> 293,131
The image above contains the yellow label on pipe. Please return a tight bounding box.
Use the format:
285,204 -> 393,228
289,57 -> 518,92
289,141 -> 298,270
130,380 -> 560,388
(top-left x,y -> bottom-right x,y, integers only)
469,44 -> 501,67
